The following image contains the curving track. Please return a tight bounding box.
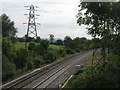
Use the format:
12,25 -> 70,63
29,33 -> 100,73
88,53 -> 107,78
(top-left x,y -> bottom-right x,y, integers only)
2,50 -> 93,90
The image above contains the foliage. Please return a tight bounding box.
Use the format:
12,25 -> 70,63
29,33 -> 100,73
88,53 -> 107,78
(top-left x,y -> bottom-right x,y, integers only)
14,48 -> 29,69
56,39 -> 63,45
33,56 -> 44,68
66,72 -> 117,88
28,42 -> 35,51
49,34 -> 54,44
26,56 -> 34,70
48,44 -> 65,59
18,37 -> 25,42
2,37 -> 17,62
2,55 -> 16,82
66,48 -> 75,54
2,37 -> 12,56
34,36 -> 41,43
34,40 -> 49,55
64,36 -> 73,49
11,37 -> 18,43
64,36 -> 91,52
42,52 -> 56,63
65,1 -> 120,88
1,14 -> 17,37
66,54 -> 120,88
26,37 -> 34,42
40,40 -> 49,50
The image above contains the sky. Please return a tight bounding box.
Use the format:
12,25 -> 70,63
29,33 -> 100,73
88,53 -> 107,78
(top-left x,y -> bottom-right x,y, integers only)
1,0 -> 92,39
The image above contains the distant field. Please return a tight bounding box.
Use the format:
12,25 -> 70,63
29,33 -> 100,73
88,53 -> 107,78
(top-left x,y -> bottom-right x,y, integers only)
49,44 -> 64,50
13,42 -> 64,51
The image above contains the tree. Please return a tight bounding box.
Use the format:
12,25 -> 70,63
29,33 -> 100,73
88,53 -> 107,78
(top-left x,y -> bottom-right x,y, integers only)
34,40 -> 49,55
28,42 -> 35,51
73,37 -> 81,51
1,14 -> 17,37
64,36 -> 76,49
18,37 -> 25,42
77,2 -> 120,37
40,40 -> 49,51
75,1 -> 120,88
49,34 -> 54,44
26,36 -> 34,42
77,2 -> 120,58
11,37 -> 18,43
64,36 -> 72,47
56,39 -> 63,45
80,37 -> 87,43
35,36 -> 41,43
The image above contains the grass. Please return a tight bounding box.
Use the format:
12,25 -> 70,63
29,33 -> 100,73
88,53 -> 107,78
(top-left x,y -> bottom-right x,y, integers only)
13,42 -> 64,50
48,44 -> 65,58
13,42 -> 26,50
49,44 -> 64,50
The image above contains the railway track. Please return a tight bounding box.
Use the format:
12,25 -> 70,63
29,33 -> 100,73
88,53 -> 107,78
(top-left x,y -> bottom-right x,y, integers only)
2,50 -> 93,90
33,54 -> 84,90
33,50 -> 93,89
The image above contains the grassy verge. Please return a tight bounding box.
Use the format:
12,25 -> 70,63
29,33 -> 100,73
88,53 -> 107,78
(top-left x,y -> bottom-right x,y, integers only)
63,51 -> 101,88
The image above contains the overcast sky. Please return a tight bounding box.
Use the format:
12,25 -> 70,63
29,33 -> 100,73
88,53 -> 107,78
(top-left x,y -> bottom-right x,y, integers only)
1,0 -> 92,39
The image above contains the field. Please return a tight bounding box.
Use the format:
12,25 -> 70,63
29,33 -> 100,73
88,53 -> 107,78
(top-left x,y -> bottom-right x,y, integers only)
13,42 -> 64,50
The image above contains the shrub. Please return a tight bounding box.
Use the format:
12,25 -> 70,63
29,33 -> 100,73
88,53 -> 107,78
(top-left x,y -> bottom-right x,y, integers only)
26,56 -> 34,70
2,55 -> 16,82
34,56 -> 44,68
66,48 -> 75,54
28,42 -> 35,51
43,52 -> 56,63
15,48 -> 29,69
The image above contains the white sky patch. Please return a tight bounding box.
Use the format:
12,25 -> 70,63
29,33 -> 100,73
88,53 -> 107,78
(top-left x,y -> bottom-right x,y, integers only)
1,0 -> 92,39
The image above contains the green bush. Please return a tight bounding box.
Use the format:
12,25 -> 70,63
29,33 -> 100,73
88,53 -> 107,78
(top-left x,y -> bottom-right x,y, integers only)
66,54 -> 120,88
2,37 -> 12,56
34,56 -> 44,68
43,52 -> 56,63
26,56 -> 34,70
2,55 -> 16,82
66,72 -> 117,88
34,44 -> 45,55
59,49 -> 66,57
28,42 -> 35,51
66,48 -> 75,54
14,48 -> 29,69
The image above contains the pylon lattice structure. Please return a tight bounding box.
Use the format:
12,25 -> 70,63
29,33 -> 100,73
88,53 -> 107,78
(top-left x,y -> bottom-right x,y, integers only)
24,5 -> 40,38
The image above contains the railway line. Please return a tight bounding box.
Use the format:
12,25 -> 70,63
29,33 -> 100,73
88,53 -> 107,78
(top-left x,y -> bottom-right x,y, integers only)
2,50 -> 93,90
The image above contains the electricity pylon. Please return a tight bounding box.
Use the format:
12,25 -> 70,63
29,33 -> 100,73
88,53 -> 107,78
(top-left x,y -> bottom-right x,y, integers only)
23,5 -> 40,47
24,5 -> 40,39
